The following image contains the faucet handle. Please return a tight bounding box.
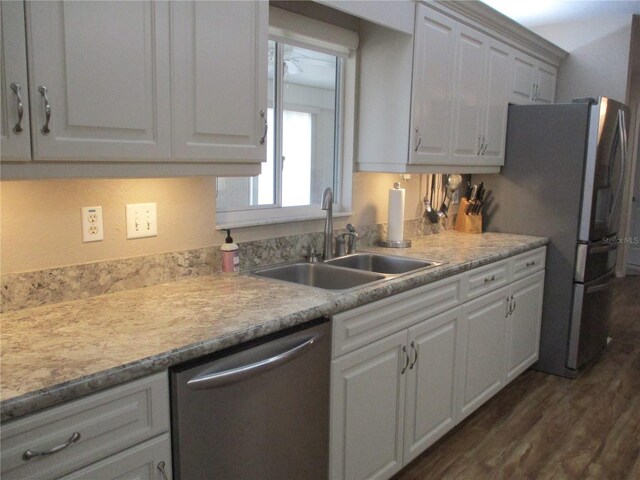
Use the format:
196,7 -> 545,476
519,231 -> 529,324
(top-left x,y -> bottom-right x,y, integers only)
306,245 -> 321,263
345,224 -> 358,254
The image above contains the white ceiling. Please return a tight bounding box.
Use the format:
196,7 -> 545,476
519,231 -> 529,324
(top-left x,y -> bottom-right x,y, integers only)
481,0 -> 640,28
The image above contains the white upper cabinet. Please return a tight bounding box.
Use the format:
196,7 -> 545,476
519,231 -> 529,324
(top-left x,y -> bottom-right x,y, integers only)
535,63 -> 557,104
0,1 -> 31,161
410,7 -> 456,165
170,1 -> 267,162
1,0 -> 266,178
509,50 -> 557,105
449,25 -> 489,165
356,2 -> 564,174
481,40 -> 510,163
26,1 -> 171,161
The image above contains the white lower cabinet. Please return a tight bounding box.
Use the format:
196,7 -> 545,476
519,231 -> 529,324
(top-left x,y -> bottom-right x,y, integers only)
506,271 -> 545,381
403,307 -> 463,464
330,331 -> 407,480
330,307 -> 463,480
0,372 -> 170,480
330,247 -> 547,480
458,286 -> 509,421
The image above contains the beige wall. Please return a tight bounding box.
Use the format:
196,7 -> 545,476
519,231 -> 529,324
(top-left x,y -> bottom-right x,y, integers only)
531,15 -> 633,103
0,173 -> 427,274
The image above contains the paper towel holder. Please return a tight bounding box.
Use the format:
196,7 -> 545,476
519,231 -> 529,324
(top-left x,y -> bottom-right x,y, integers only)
380,181 -> 411,248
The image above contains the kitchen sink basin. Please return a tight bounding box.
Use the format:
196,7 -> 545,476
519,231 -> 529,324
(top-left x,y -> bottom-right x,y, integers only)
253,263 -> 386,290
325,253 -> 443,274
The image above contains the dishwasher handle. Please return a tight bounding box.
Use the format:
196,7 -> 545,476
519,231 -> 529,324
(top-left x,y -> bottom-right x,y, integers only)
187,332 -> 324,390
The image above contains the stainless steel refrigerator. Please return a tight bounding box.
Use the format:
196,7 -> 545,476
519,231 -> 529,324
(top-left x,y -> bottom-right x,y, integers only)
475,97 -> 629,378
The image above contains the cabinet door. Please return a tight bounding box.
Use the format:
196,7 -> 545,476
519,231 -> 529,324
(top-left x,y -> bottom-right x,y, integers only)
410,6 -> 456,165
171,1 -> 267,162
506,271 -> 544,381
331,331 -> 407,480
481,41 -> 510,165
1,0 -> 31,161
26,1 -> 171,161
535,63 -> 557,104
509,52 -> 536,104
404,307 -> 463,464
59,434 -> 171,480
458,286 -> 509,421
449,25 -> 486,165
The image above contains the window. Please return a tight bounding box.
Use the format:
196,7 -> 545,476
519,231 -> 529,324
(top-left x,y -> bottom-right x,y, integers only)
216,9 -> 357,228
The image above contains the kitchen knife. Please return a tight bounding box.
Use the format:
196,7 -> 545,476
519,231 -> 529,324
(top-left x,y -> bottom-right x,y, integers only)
465,181 -> 472,200
473,186 -> 485,214
465,184 -> 478,215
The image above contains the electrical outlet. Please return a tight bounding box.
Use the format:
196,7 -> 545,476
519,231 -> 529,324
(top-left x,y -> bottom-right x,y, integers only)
81,206 -> 104,242
452,190 -> 460,205
126,203 -> 157,239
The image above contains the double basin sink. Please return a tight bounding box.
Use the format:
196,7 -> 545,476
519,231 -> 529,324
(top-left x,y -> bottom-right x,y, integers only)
253,253 -> 444,291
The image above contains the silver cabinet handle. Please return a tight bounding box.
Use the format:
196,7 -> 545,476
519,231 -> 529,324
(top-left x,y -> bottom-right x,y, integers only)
481,136 -> 488,155
259,110 -> 267,145
414,127 -> 422,152
23,432 -> 81,461
409,341 -> 418,369
511,295 -> 516,314
187,332 -> 323,389
157,461 -> 170,480
10,82 -> 24,134
38,85 -> 51,135
505,296 -> 510,317
401,345 -> 410,374
477,135 -> 482,155
484,274 -> 495,283
526,260 -> 536,267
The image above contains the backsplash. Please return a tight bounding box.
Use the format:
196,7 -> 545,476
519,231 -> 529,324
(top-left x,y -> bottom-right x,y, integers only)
1,216 -> 455,313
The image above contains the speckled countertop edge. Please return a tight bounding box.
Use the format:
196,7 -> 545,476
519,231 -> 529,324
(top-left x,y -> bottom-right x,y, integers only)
1,232 -> 548,422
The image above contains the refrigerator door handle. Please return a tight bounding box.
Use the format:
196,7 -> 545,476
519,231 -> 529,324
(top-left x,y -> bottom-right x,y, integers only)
608,109 -> 627,232
585,273 -> 617,294
589,241 -> 618,255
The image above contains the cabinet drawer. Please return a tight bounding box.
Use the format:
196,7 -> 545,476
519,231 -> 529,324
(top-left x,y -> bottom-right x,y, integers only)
463,260 -> 509,301
1,372 -> 169,480
59,433 -> 171,480
332,275 -> 462,358
511,247 -> 546,281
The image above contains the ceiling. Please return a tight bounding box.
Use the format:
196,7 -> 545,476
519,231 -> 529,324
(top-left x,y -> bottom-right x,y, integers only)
481,0 -> 640,28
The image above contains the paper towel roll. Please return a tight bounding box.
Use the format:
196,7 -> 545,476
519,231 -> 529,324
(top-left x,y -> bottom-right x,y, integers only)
388,183 -> 405,242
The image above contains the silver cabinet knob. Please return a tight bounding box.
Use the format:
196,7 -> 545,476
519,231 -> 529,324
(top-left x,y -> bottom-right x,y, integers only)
23,432 -> 81,461
38,85 -> 51,135
10,82 -> 24,135
259,110 -> 267,145
414,127 -> 422,152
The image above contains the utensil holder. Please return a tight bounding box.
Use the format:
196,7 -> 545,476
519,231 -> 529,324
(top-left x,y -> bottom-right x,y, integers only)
455,198 -> 482,234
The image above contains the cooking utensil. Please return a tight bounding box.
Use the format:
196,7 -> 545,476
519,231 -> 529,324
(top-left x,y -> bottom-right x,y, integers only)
427,174 -> 441,223
439,174 -> 463,217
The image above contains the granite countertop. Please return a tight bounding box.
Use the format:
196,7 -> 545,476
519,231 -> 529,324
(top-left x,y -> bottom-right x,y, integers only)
0,231 -> 547,422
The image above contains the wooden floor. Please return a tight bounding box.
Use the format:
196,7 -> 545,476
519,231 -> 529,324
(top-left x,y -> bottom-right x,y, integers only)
394,276 -> 640,480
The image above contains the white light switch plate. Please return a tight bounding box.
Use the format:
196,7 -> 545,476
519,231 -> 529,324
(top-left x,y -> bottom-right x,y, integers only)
126,203 -> 157,239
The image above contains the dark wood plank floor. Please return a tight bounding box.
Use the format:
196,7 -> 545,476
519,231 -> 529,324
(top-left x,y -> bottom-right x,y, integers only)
393,276 -> 640,480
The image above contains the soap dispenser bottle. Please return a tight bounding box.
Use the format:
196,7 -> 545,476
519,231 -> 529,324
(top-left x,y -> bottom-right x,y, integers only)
221,229 -> 240,273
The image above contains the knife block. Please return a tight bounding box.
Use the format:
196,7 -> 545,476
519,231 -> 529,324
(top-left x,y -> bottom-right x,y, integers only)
455,198 -> 482,234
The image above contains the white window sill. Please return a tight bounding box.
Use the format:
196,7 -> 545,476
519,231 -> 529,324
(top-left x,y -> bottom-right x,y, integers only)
216,210 -> 353,230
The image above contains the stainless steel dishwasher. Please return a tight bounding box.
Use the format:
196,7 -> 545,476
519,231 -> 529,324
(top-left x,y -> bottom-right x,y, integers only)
170,319 -> 330,480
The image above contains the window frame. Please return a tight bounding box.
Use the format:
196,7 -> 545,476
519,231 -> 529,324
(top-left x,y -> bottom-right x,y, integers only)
216,13 -> 356,230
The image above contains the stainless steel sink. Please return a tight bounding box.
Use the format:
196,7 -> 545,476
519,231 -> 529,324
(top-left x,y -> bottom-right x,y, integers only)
325,253 -> 443,274
253,263 -> 386,290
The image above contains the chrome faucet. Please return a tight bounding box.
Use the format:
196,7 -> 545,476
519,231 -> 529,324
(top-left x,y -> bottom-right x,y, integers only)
321,187 -> 333,260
